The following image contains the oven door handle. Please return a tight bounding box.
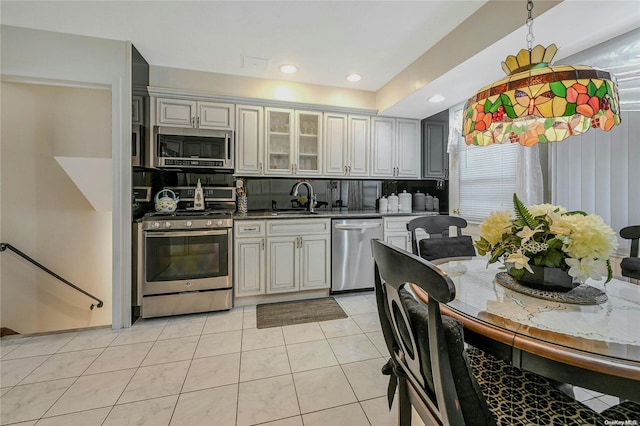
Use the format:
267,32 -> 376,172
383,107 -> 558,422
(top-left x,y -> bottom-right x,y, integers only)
145,230 -> 230,238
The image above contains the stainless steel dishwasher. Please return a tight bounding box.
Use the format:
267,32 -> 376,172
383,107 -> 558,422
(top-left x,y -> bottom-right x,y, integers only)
331,218 -> 383,293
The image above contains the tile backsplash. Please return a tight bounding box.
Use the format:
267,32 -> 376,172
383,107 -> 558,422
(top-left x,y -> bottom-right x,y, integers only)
244,178 -> 383,211
133,169 -> 449,214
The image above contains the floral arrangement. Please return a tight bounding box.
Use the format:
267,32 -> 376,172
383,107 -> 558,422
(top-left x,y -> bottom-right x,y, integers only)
474,194 -> 618,283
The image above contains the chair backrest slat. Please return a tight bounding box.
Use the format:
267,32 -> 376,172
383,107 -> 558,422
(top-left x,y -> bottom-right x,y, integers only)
620,225 -> 640,258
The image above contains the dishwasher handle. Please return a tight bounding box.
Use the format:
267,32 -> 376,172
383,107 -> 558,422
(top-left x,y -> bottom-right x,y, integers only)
334,223 -> 382,230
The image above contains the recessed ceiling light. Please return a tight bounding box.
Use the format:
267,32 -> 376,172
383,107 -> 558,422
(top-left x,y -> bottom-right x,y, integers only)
428,94 -> 445,103
279,64 -> 297,74
346,73 -> 362,82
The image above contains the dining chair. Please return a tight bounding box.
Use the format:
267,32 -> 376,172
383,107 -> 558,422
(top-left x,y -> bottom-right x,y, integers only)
407,215 -> 476,260
620,225 -> 640,281
370,238 -> 604,426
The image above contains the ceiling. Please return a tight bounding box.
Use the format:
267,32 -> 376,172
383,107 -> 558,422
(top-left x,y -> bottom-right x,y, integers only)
2,0 -> 639,119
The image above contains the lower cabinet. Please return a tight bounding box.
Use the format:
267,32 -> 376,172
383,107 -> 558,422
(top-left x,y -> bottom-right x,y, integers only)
235,218 -> 331,297
384,233 -> 412,252
383,216 -> 415,252
267,236 -> 298,293
299,235 -> 332,290
234,221 -> 266,297
235,237 -> 265,296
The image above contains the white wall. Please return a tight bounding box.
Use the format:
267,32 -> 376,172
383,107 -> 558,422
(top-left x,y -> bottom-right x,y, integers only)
1,83 -> 112,333
1,25 -> 131,329
150,65 -> 376,111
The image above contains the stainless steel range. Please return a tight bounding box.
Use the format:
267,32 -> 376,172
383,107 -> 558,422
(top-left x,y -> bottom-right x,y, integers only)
133,186 -> 235,318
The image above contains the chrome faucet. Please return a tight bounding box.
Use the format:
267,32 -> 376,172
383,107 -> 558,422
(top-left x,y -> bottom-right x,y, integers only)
290,181 -> 317,213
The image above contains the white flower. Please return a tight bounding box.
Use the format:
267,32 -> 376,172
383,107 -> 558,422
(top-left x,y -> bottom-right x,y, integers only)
549,211 -> 572,237
516,225 -> 543,245
565,258 -> 604,282
506,250 -> 534,273
479,211 -> 513,246
529,203 -> 566,218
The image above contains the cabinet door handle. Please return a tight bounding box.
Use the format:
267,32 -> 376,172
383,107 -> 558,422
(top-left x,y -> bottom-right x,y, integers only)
196,116 -> 200,128
347,165 -> 351,175
344,165 -> 347,175
191,117 -> 196,127
243,227 -> 258,231
261,238 -> 265,250
259,162 -> 263,173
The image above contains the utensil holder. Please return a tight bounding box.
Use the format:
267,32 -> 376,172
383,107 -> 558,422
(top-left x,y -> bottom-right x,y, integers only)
237,195 -> 248,214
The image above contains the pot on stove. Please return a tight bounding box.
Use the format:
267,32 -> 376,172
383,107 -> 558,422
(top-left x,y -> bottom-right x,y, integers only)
155,189 -> 179,213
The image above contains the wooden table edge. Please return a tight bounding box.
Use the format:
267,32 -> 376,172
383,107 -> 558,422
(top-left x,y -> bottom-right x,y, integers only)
410,282 -> 640,382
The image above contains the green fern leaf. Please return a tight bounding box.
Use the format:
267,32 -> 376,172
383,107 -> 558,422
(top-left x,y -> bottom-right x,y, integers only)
512,193 -> 539,228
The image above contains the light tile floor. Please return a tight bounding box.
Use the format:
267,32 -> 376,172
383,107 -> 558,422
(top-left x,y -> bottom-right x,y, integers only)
0,293 -> 617,426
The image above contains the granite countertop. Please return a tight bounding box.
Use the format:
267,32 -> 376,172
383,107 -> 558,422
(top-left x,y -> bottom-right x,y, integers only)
233,209 -> 442,220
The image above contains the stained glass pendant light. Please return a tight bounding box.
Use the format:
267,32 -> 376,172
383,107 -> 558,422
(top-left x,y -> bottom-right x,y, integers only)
463,0 -> 621,147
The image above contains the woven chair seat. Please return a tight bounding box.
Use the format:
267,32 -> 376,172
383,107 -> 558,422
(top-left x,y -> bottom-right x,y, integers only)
466,347 -> 604,425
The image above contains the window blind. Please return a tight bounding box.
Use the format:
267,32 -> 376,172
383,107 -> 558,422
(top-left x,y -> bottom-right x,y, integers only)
551,110 -> 639,252
458,139 -> 518,223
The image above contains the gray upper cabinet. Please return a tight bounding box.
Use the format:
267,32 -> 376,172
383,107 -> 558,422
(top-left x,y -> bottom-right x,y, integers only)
156,97 -> 234,130
422,119 -> 448,179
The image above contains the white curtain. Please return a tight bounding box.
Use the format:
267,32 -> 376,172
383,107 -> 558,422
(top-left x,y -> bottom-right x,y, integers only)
516,145 -> 544,205
447,108 -> 463,156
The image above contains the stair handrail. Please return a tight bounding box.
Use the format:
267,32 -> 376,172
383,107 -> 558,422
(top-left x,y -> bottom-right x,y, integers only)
0,242 -> 104,310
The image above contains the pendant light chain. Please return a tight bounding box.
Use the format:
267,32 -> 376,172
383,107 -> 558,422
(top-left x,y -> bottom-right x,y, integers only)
526,0 -> 535,51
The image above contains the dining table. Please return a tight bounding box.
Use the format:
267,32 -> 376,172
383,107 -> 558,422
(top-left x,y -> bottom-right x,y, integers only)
410,257 -> 640,402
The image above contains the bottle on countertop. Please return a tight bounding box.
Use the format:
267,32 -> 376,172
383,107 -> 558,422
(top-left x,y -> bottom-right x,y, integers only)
399,190 -> 412,212
413,191 -> 425,211
193,178 -> 205,211
425,194 -> 434,211
379,196 -> 388,213
388,193 -> 399,213
433,196 -> 440,213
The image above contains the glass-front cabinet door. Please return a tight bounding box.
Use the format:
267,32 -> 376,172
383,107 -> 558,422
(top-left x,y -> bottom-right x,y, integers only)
295,111 -> 322,175
265,108 -> 294,175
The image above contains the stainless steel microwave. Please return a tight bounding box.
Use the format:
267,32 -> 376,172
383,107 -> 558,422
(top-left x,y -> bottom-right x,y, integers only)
152,126 -> 234,170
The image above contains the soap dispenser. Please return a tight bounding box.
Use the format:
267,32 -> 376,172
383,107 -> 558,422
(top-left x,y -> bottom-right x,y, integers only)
193,179 -> 205,211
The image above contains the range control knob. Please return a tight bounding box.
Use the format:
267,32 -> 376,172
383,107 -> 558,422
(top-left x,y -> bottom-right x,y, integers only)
152,222 -> 160,229
185,221 -> 192,228
217,220 -> 224,226
164,222 -> 172,228
206,220 -> 213,227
